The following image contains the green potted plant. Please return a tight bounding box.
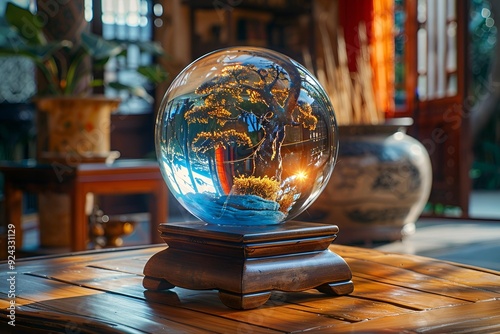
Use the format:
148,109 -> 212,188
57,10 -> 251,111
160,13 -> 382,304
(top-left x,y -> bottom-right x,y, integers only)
0,2 -> 168,163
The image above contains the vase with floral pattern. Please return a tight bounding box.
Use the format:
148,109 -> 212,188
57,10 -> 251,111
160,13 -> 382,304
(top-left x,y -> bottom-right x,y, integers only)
35,96 -> 121,164
301,118 -> 432,244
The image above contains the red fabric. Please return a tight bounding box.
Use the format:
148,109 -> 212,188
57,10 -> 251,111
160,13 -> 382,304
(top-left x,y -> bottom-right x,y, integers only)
337,0 -> 374,72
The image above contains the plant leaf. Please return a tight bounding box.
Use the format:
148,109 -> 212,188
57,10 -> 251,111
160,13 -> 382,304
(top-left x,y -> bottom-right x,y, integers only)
5,2 -> 46,45
0,39 -> 71,60
108,81 -> 154,104
90,79 -> 105,87
135,40 -> 167,57
137,65 -> 169,84
114,39 -> 167,57
81,32 -> 124,60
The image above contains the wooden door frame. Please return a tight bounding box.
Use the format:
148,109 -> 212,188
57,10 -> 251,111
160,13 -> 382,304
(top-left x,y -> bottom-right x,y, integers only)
405,0 -> 472,217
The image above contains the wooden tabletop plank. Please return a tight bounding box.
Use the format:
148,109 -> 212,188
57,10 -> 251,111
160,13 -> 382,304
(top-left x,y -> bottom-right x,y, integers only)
348,276 -> 470,309
15,295 -> 222,334
312,299 -> 500,333
345,259 -> 498,302
158,289 -> 418,332
0,272 -> 104,306
28,266 -> 139,284
377,255 -> 500,293
1,271 -> 281,333
90,256 -> 153,275
334,245 -> 500,293
27,267 -> 166,303
0,296 -> 33,309
12,246 -> 164,271
271,291 -> 416,322
6,306 -> 148,334
173,291 -> 350,332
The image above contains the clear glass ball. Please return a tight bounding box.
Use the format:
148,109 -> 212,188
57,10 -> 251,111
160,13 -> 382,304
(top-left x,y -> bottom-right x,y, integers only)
156,47 -> 338,226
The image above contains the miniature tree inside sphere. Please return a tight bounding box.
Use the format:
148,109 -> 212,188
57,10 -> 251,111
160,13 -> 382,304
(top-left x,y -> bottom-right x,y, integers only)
156,47 -> 338,226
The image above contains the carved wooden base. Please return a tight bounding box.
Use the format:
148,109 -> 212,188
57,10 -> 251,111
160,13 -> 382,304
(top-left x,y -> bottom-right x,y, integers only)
143,221 -> 353,309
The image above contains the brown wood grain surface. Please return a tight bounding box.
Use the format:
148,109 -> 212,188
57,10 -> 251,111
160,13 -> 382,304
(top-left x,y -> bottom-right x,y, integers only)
1,244 -> 499,333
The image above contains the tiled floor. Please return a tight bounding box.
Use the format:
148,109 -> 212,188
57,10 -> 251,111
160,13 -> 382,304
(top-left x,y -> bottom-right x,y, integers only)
376,190 -> 500,271
469,190 -> 500,219
376,219 -> 500,271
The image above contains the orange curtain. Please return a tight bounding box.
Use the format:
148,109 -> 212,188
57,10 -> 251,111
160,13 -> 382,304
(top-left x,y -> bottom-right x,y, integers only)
372,0 -> 395,117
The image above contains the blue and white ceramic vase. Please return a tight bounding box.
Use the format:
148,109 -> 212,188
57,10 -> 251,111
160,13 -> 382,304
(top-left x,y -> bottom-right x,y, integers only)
302,118 -> 432,244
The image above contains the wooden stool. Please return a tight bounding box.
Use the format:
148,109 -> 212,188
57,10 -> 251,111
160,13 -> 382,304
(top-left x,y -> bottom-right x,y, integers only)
0,159 -> 168,251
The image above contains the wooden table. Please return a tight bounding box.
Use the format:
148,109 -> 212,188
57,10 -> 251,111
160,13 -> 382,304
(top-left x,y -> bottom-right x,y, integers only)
1,244 -> 499,333
0,159 -> 168,251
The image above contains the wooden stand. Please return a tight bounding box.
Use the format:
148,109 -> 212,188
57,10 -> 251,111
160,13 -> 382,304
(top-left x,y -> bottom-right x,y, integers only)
143,221 -> 353,309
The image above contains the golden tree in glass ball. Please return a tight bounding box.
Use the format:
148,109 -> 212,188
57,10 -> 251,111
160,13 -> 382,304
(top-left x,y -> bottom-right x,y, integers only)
156,47 -> 338,226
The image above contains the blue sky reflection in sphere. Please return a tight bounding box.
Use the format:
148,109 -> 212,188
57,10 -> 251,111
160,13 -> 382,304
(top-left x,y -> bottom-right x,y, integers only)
156,47 -> 338,226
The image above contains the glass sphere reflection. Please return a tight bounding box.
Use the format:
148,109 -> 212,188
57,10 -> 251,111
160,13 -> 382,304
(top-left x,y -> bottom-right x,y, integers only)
156,47 -> 338,226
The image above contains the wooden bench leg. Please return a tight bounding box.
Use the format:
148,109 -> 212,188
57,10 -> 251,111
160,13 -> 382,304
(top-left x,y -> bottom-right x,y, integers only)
4,181 -> 23,250
71,182 -> 88,252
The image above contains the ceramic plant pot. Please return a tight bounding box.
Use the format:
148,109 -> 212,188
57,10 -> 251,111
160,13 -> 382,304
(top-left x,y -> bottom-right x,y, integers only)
35,96 -> 121,164
302,118 -> 432,245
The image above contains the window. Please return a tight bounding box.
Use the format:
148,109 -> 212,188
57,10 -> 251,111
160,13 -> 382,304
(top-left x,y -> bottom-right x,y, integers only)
394,0 -> 407,110
415,0 -> 459,101
0,0 -> 36,104
86,0 -> 161,114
